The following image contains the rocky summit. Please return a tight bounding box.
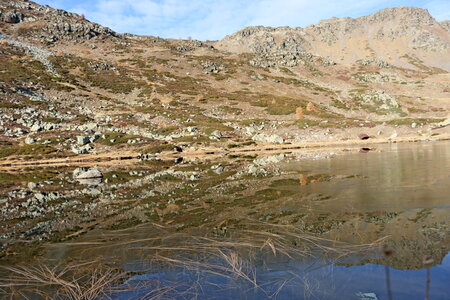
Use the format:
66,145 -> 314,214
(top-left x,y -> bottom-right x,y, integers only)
0,0 -> 449,164
217,7 -> 450,71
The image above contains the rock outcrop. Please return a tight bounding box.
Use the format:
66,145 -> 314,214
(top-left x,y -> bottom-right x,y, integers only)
0,0 -> 119,44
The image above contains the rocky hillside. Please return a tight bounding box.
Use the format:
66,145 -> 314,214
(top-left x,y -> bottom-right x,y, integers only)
0,0 -> 449,264
0,0 -> 449,165
217,7 -> 450,71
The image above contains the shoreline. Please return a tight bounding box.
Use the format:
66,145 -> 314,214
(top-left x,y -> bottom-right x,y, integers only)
0,134 -> 449,170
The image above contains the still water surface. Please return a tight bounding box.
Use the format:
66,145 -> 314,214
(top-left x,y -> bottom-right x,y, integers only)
3,141 -> 450,299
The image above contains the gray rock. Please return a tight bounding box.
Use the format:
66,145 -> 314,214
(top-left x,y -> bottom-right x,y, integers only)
30,124 -> 43,132
73,167 -> 89,178
43,123 -> 54,131
254,154 -> 285,166
34,193 -> 46,201
85,123 -> 98,130
85,188 -> 101,195
201,60 -> 225,73
71,144 -> 93,154
252,133 -> 284,144
189,173 -> 200,181
388,131 -> 398,139
211,130 -> 223,138
24,137 -> 36,145
2,10 -> 25,24
187,126 -> 198,133
90,134 -> 100,143
77,136 -> 91,145
75,168 -> 103,179
245,127 -> 256,135
211,164 -> 225,174
209,130 -> 222,141
27,182 -> 37,190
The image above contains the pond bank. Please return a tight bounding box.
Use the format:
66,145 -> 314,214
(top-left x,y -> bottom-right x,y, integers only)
1,133 -> 449,170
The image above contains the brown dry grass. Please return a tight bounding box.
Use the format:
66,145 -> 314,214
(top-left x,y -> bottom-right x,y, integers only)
0,261 -> 123,300
0,222 -> 385,298
110,221 -> 384,291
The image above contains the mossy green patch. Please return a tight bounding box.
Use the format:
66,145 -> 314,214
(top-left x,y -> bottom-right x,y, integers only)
0,144 -> 56,158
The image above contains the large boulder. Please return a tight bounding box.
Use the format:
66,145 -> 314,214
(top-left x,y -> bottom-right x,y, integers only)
74,168 -> 103,179
77,136 -> 91,145
252,133 -> 284,144
71,144 -> 93,154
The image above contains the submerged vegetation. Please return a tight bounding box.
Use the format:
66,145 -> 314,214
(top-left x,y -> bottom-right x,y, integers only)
0,223 -> 383,298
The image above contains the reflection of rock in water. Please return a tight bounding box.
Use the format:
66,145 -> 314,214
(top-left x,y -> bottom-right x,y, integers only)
299,174 -> 308,186
77,177 -> 102,186
74,168 -> 103,179
73,167 -> 103,185
354,238 -> 449,271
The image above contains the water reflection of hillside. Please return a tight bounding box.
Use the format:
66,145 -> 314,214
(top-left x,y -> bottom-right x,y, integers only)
1,141 -> 449,298
37,141 -> 450,271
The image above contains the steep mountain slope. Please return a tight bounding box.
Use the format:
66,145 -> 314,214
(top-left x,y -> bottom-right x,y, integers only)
217,7 -> 450,71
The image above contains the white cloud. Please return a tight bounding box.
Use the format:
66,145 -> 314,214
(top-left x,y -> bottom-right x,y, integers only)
34,0 -> 450,40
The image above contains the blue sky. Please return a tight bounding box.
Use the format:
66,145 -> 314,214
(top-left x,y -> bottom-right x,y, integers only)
34,0 -> 450,40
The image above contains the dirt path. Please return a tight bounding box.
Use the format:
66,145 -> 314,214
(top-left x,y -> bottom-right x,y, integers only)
1,134 -> 449,170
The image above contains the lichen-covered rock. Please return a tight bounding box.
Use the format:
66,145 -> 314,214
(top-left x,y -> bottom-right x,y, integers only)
201,61 -> 225,73
350,90 -> 402,114
1,10 -> 25,23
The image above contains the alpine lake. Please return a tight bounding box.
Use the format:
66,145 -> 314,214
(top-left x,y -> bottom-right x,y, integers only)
0,140 -> 449,299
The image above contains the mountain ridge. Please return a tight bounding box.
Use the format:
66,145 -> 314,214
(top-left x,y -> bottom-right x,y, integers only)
216,6 -> 450,71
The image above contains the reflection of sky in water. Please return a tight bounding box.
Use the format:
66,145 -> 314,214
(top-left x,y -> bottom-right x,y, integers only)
113,252 -> 450,299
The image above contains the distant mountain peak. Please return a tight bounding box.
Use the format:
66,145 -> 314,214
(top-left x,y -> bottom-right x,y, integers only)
216,6 -> 450,71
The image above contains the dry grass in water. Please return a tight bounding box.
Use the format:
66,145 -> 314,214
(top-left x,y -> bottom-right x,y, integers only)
110,221 -> 385,296
0,222 -> 385,298
0,261 -> 123,300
